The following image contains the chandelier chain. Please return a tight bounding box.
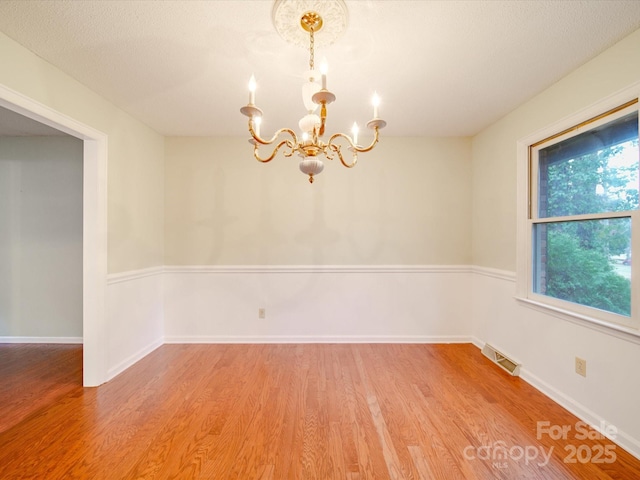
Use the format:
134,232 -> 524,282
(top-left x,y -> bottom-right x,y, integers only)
309,27 -> 315,71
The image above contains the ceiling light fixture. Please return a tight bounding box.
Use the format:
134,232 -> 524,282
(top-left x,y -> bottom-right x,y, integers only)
240,0 -> 386,183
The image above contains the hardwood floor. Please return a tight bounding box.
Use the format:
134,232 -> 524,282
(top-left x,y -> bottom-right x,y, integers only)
1,343 -> 639,479
0,343 -> 82,433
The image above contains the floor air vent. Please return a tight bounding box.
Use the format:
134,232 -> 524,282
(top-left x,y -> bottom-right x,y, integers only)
482,344 -> 521,376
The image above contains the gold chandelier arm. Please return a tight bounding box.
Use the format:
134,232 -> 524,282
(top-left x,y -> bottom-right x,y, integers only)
253,139 -> 295,163
326,137 -> 357,168
326,126 -> 381,168
328,127 -> 381,154
248,120 -> 298,147
248,120 -> 299,162
334,127 -> 381,154
356,126 -> 381,153
330,144 -> 358,168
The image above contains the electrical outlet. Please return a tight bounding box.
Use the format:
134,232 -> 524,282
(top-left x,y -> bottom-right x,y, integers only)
575,357 -> 587,377
258,308 -> 266,319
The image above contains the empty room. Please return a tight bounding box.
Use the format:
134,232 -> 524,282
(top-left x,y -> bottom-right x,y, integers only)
1,1 -> 640,478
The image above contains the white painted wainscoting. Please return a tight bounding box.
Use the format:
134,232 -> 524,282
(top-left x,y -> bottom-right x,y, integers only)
106,266 -> 164,380
163,265 -> 473,343
471,267 -> 640,460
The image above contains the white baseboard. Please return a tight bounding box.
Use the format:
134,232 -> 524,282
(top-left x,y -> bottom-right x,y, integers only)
469,339 -> 640,461
0,336 -> 83,344
520,368 -> 640,461
472,270 -> 640,461
164,335 -> 476,344
107,337 -> 163,381
469,336 -> 485,349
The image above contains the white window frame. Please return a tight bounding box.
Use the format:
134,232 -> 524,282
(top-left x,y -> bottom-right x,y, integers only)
516,84 -> 640,342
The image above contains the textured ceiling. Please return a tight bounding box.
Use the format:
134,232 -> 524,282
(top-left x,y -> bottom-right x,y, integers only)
0,0 -> 640,137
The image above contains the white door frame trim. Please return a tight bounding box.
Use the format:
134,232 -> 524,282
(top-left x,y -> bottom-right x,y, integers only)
0,84 -> 108,386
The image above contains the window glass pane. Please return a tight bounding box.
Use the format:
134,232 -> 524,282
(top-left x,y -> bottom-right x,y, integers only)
533,218 -> 631,316
538,111 -> 639,218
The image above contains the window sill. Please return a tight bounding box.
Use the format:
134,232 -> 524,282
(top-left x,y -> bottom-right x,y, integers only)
515,296 -> 640,345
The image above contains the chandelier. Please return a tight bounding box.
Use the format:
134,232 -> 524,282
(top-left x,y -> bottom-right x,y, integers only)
240,0 -> 386,183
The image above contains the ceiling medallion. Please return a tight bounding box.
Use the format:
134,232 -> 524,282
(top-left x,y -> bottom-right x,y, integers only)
272,0 -> 348,48
240,0 -> 386,183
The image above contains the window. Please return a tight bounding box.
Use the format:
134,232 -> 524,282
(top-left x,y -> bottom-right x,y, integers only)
518,96 -> 640,333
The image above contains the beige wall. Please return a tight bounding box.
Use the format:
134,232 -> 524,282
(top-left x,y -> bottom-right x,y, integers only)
0,31 -> 164,274
472,28 -> 640,271
470,28 -> 640,453
165,136 -> 472,265
0,136 -> 83,337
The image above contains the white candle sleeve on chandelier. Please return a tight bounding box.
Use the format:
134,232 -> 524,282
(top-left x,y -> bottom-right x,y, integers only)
372,92 -> 380,119
351,122 -> 359,145
249,75 -> 256,105
320,59 -> 328,90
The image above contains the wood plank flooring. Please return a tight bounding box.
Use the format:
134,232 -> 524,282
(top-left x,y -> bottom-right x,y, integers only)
1,343 -> 639,479
0,343 -> 82,433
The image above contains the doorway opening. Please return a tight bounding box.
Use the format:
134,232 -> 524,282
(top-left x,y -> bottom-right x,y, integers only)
0,84 -> 108,386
